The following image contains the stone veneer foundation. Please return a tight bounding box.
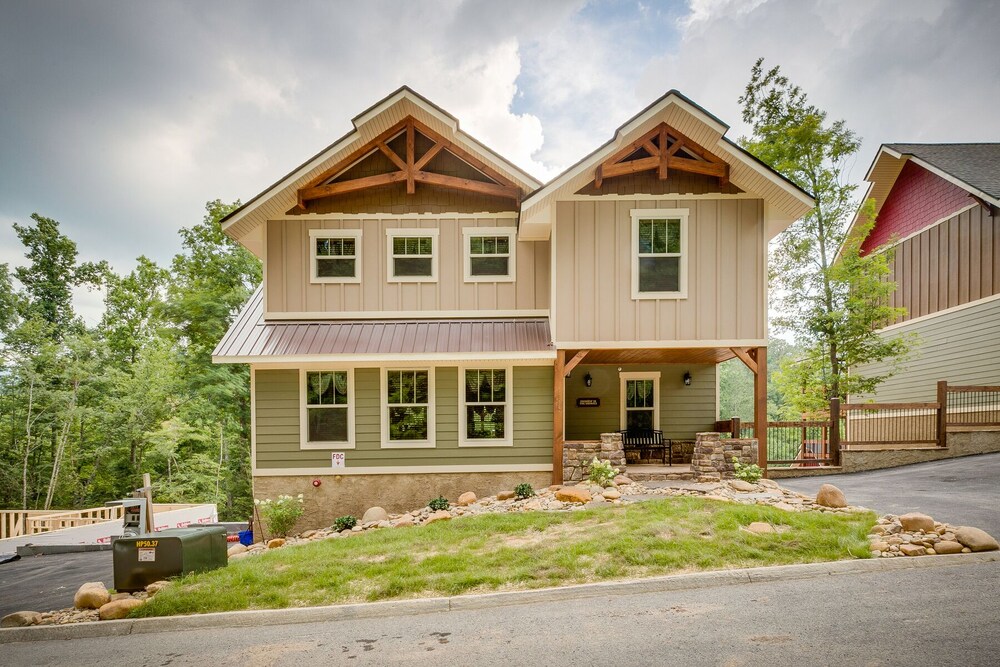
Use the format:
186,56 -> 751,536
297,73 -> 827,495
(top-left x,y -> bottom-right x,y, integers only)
562,433 -> 627,482
690,432 -> 758,480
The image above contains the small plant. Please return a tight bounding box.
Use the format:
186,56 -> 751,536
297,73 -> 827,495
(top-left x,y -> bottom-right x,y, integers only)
513,483 -> 535,500
333,515 -> 358,532
428,496 -> 450,511
254,494 -> 304,537
587,458 -> 619,487
733,460 -> 763,484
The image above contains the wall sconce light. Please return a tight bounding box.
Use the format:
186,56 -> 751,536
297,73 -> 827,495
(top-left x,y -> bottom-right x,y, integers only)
683,371 -> 692,386
584,373 -> 593,387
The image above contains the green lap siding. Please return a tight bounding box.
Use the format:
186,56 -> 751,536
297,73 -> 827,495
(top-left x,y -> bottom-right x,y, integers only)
254,366 -> 554,470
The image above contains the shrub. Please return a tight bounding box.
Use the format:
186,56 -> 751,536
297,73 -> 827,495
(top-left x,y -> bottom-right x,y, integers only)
333,515 -> 358,532
587,458 -> 619,487
513,483 -> 535,500
428,496 -> 450,511
733,460 -> 763,484
255,494 -> 304,537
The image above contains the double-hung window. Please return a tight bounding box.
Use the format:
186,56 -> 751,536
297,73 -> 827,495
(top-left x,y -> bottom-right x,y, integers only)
309,229 -> 361,283
382,369 -> 435,447
300,370 -> 354,448
620,371 -> 660,432
460,367 -> 512,446
386,229 -> 439,282
631,209 -> 688,299
463,228 -> 515,282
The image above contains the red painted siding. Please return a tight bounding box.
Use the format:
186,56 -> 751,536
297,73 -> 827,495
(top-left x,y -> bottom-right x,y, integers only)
861,161 -> 971,254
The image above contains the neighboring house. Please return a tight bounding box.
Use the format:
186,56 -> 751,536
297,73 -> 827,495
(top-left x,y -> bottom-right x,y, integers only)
849,143 -> 1000,402
212,87 -> 813,521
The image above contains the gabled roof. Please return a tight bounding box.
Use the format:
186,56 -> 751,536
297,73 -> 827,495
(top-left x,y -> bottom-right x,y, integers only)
220,86 -> 543,256
517,89 -> 816,240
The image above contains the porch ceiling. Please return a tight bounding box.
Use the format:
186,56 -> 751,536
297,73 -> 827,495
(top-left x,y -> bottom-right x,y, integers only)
563,347 -> 737,366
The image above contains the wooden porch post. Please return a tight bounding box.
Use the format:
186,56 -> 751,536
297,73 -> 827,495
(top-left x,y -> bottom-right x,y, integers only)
936,380 -> 948,447
553,349 -> 566,485
753,346 -> 767,471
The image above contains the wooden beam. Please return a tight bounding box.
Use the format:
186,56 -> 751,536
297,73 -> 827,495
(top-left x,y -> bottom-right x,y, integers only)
410,117 -> 519,188
375,140 -> 407,172
413,170 -> 520,199
658,125 -> 668,180
600,156 -> 660,179
730,347 -> 758,375
642,139 -> 660,157
299,118 -> 409,191
553,350 -> 566,485
413,141 -> 444,171
405,121 -> 415,194
602,125 -> 662,167
299,171 -> 407,201
563,350 -> 590,377
594,164 -> 604,189
666,156 -> 727,178
753,346 -> 768,471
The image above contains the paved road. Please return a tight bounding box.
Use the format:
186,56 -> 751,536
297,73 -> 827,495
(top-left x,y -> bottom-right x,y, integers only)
5,560 -> 999,666
779,452 -> 1000,536
0,550 -> 112,618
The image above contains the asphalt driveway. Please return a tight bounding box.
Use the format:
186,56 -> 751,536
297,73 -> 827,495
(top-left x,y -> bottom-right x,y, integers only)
779,452 -> 1000,536
0,550 -> 112,618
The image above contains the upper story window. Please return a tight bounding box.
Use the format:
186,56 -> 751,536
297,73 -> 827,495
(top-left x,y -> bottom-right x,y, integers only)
309,229 -> 361,283
386,229 -> 439,282
300,370 -> 354,449
631,208 -> 688,299
463,227 -> 516,282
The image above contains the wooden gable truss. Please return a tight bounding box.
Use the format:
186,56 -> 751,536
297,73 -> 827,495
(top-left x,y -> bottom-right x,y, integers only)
296,116 -> 522,208
593,122 -> 729,189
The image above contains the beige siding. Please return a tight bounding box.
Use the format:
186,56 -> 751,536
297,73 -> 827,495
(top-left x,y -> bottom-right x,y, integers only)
266,217 -> 550,316
554,198 -> 765,343
855,296 -> 1000,402
254,366 -> 553,470
565,364 -> 717,441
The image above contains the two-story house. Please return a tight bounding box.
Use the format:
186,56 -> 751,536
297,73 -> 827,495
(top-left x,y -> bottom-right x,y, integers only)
213,87 -> 814,523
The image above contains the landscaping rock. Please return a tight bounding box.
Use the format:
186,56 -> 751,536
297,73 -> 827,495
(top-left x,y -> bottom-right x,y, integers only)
227,544 -> 248,557
899,512 -> 935,533
229,551 -> 251,561
746,522 -> 775,535
393,515 -> 415,528
145,581 -> 171,596
613,475 -> 633,485
361,507 -> 389,524
300,529 -> 318,539
267,538 -> 286,549
729,480 -> 756,492
954,526 -> 1000,552
555,487 -> 592,504
109,592 -> 132,601
870,541 -> 890,552
815,484 -> 847,508
899,544 -> 927,557
74,582 -> 110,610
1,611 -> 42,628
457,492 -> 478,506
934,540 -> 964,555
602,488 -> 621,500
425,510 -> 452,524
497,491 -> 515,500
98,598 -> 144,621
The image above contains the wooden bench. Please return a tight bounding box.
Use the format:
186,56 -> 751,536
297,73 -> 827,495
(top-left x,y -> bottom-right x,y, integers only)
620,429 -> 672,465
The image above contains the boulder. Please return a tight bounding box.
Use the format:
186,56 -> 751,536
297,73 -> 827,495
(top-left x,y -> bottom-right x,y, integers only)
497,491 -> 515,500
266,538 -> 286,549
300,529 -> 318,539
555,487 -> 592,504
870,541 -> 890,552
109,592 -> 132,601
98,598 -> 144,621
934,540 -> 964,555
227,544 -> 248,557
746,522 -> 775,535
815,484 -> 847,508
954,526 -> 1000,552
393,515 -> 415,528
729,480 -> 756,492
1,611 -> 42,628
613,475 -> 633,486
424,510 -> 452,524
899,513 -> 935,533
74,581 -> 110,610
145,581 -> 171,596
457,492 -> 478,506
899,544 -> 927,557
757,478 -> 780,489
602,488 -> 621,500
361,507 -> 389,524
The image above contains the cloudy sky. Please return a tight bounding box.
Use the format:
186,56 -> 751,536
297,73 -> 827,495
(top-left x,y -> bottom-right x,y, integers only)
2,0 -> 998,323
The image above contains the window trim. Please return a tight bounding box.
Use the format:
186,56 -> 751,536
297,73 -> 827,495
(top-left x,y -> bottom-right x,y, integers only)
462,227 -> 516,283
619,371 -> 660,431
385,228 -> 440,283
299,368 -> 356,450
458,364 -> 514,447
630,208 -> 689,300
380,366 -> 436,448
308,228 -> 362,284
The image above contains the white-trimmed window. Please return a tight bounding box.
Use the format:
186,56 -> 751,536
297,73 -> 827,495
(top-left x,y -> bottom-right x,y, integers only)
631,209 -> 688,299
620,371 -> 660,431
300,370 -> 355,449
386,229 -> 439,282
309,229 -> 361,283
460,366 -> 513,446
382,368 -> 435,448
463,227 -> 516,282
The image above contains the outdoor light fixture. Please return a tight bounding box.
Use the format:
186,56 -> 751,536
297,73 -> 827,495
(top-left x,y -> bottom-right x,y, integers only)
683,371 -> 692,386
584,373 -> 593,387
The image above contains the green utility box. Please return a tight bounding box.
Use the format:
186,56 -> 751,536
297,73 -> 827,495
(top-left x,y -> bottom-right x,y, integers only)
113,526 -> 228,592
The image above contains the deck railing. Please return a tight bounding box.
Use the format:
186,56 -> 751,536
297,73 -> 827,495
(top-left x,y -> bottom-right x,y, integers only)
944,383 -> 1000,427
0,503 -> 204,539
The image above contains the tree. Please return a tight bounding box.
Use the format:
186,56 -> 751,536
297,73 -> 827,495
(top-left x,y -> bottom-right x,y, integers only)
100,256 -> 169,365
739,58 -> 910,413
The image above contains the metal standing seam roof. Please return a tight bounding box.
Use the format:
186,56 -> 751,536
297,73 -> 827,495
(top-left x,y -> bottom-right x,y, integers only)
212,288 -> 554,361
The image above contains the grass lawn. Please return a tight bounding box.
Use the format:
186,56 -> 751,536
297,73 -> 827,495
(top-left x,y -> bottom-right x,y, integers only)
134,497 -> 876,618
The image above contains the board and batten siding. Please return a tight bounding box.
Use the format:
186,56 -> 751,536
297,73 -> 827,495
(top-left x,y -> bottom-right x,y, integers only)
254,367 -> 553,470
553,198 -> 765,343
265,217 -> 549,316
854,296 -> 1000,403
564,364 -> 717,441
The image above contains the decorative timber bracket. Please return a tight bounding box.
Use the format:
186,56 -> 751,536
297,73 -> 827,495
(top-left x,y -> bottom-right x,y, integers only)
296,116 -> 522,209
594,122 -> 729,189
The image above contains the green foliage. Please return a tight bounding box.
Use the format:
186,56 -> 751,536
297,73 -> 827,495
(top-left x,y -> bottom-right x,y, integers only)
719,337 -> 802,421
732,460 -> 763,484
739,58 -> 911,413
256,494 -> 305,538
334,515 -> 358,532
428,496 -> 450,511
513,483 -> 535,500
587,458 -> 619,487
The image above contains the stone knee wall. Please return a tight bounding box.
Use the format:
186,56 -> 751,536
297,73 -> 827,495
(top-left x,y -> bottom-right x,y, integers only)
563,433 -> 626,482
690,432 -> 757,480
